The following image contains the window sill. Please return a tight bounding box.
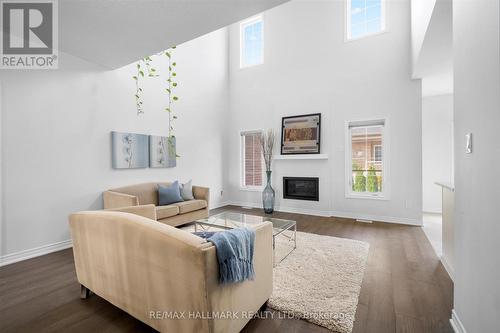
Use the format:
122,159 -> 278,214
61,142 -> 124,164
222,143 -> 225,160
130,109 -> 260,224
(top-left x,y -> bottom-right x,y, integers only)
239,62 -> 264,70
345,193 -> 389,201
345,30 -> 387,43
240,186 -> 264,192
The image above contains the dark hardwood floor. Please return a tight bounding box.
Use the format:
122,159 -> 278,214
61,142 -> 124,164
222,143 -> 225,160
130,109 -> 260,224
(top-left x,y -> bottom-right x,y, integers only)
0,206 -> 454,333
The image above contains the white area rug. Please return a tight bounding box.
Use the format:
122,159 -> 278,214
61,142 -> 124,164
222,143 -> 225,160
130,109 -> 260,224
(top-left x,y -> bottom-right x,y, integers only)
181,224 -> 369,332
269,231 -> 369,333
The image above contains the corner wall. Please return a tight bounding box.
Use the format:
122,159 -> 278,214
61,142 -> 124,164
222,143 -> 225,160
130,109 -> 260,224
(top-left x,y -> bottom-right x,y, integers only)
227,0 -> 422,224
452,0 -> 500,331
0,28 -> 229,261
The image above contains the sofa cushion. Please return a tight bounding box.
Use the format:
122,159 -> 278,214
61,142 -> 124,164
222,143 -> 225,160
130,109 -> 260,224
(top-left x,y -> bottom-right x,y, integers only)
173,200 -> 208,214
180,179 -> 195,200
156,205 -> 179,220
158,181 -> 184,206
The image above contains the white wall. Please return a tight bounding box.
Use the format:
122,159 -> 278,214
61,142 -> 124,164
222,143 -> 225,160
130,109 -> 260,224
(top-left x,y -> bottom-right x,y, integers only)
0,28 -> 229,258
226,0 -> 422,224
410,0 -> 436,74
422,94 -> 453,213
452,0 -> 500,331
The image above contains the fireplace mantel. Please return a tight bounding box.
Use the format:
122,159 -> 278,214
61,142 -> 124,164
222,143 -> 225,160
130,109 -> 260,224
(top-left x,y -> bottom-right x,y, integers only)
273,154 -> 328,160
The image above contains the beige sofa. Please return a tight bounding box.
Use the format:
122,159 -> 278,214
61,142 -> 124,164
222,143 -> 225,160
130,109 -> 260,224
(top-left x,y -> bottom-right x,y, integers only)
103,182 -> 209,226
69,207 -> 273,333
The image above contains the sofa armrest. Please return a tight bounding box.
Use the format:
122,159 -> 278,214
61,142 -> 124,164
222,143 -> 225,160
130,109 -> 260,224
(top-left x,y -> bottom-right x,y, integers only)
105,204 -> 157,221
192,186 -> 210,207
202,222 -> 273,333
103,190 -> 139,209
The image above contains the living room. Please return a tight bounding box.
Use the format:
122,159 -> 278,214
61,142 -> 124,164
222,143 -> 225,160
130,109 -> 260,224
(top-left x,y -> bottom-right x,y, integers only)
1,1 -> 499,333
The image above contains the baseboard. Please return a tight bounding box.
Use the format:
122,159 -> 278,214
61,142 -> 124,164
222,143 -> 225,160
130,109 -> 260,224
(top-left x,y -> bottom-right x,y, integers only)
450,309 -> 467,333
441,254 -> 455,281
227,201 -> 332,217
423,210 -> 443,215
276,205 -> 332,217
225,201 -> 422,225
329,210 -> 422,226
210,201 -> 231,210
226,201 -> 261,210
0,239 -> 73,267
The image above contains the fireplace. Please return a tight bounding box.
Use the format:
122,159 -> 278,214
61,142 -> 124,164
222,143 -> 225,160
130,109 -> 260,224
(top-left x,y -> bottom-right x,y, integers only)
283,177 -> 319,201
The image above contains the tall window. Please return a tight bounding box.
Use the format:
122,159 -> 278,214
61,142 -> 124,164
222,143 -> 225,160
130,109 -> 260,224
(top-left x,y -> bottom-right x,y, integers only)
240,16 -> 264,68
346,0 -> 386,40
241,131 -> 263,189
346,120 -> 387,198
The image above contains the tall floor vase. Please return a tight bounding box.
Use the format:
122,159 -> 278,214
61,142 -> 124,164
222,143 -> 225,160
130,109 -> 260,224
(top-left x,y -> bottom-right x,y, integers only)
262,171 -> 275,214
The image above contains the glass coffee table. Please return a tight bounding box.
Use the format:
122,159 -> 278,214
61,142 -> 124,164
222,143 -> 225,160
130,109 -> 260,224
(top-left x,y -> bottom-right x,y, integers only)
195,211 -> 297,266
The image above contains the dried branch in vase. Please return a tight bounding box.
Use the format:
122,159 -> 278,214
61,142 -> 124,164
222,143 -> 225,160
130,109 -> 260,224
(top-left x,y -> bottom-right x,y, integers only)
260,129 -> 275,172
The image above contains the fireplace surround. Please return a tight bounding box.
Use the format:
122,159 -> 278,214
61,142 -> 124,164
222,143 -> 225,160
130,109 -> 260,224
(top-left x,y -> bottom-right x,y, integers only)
283,177 -> 319,201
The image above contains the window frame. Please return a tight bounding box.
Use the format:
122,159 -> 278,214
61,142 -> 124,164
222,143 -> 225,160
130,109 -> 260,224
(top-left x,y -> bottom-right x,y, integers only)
239,15 -> 264,69
373,144 -> 383,163
345,118 -> 390,200
345,0 -> 387,42
240,130 -> 264,191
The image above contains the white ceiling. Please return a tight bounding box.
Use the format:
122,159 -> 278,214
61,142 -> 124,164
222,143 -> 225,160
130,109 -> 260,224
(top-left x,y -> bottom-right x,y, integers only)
58,0 -> 289,69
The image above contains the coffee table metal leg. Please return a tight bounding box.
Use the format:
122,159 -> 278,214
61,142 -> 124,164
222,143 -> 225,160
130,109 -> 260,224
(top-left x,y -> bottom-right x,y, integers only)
273,223 -> 297,266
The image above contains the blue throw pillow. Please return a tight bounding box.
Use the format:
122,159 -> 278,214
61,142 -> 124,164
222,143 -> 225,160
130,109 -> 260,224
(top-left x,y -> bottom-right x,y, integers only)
158,181 -> 184,206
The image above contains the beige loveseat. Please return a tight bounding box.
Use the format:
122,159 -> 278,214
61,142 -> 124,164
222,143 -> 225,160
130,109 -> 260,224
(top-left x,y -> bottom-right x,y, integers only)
69,207 -> 273,333
103,182 -> 209,226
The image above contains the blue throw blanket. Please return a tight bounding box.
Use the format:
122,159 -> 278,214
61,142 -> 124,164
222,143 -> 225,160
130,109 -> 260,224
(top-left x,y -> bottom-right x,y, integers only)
207,228 -> 256,284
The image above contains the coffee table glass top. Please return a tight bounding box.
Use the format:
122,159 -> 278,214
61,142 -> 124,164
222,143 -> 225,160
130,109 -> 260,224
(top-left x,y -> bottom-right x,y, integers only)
197,211 -> 295,236
196,211 -> 297,266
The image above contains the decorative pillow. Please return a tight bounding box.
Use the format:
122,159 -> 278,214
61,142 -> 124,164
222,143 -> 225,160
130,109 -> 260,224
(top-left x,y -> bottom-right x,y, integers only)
158,181 -> 184,206
179,179 -> 195,200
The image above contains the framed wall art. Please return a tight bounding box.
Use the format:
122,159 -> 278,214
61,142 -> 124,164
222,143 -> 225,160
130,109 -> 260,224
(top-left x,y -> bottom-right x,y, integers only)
281,113 -> 321,155
111,131 -> 149,169
149,135 -> 176,168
